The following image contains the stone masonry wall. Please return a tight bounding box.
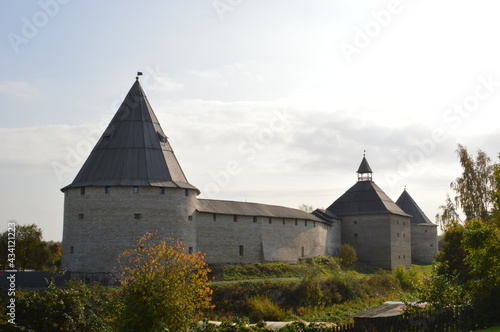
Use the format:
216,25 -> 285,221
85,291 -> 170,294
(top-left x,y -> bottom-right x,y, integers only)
61,186 -> 197,277
195,212 -> 334,264
341,214 -> 411,269
411,224 -> 438,264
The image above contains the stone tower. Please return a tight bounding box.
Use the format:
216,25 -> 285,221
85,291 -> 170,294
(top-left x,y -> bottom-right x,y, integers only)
396,188 -> 438,264
327,155 -> 412,269
61,77 -> 199,281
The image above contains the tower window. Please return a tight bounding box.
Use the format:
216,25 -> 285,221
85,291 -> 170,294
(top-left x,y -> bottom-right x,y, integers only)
353,233 -> 358,238
267,217 -> 271,224
188,247 -> 193,254
185,189 -> 189,196
397,233 -> 400,237
213,213 -> 217,221
301,247 -> 305,257
105,186 -> 111,194
188,215 -> 193,221
295,219 -> 298,226
78,213 -> 84,220
133,186 -> 139,194
305,220 -> 308,227
69,246 -> 74,254
80,187 -> 85,195
239,245 -> 244,257
104,135 -> 111,142
353,220 -> 357,225
233,215 -> 238,222
134,213 -> 142,220
160,187 -> 165,194
282,218 -> 286,225
254,216 -> 258,223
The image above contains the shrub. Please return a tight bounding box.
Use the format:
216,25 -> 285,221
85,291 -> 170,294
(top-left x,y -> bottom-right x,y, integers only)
115,231 -> 213,332
338,244 -> 357,268
246,295 -> 284,322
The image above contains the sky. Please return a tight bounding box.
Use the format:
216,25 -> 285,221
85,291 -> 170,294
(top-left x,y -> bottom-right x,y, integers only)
1,0 -> 499,241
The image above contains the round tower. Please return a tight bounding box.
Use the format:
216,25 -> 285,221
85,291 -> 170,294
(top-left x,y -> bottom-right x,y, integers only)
61,77 -> 199,282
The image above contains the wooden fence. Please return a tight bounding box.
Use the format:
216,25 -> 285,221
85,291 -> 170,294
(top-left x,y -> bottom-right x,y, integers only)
332,306 -> 473,332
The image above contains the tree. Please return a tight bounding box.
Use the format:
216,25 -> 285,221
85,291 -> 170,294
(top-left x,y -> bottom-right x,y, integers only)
298,204 -> 314,213
425,145 -> 500,326
338,243 -> 357,268
115,231 -> 213,332
0,224 -> 61,271
449,144 -> 496,221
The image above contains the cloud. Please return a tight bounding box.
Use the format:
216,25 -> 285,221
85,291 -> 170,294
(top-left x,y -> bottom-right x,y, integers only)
0,81 -> 41,99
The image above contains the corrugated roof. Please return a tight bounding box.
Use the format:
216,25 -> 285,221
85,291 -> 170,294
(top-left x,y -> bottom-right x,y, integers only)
62,79 -> 198,192
327,181 -> 410,217
396,189 -> 434,225
196,199 -> 327,223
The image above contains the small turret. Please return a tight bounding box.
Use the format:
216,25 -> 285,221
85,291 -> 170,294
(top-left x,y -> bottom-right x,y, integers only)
356,152 -> 373,182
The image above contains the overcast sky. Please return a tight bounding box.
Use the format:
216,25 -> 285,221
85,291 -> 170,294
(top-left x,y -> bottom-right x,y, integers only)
1,0 -> 499,241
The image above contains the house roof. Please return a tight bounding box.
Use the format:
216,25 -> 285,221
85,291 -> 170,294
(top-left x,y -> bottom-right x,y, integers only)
196,199 -> 328,223
62,78 -> 198,192
327,181 -> 410,217
395,189 -> 434,225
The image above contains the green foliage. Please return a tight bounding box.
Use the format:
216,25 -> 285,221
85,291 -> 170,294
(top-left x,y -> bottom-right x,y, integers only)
0,280 -> 115,332
246,295 -> 284,321
338,244 -> 357,268
427,146 -> 500,326
0,224 -> 60,271
115,231 -> 213,332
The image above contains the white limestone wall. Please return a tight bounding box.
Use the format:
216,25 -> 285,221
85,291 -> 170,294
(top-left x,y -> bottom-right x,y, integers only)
61,186 -> 197,277
195,212 -> 332,264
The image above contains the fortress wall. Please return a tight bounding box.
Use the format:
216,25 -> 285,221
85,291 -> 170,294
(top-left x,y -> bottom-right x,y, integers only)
262,218 -> 331,262
389,214 -> 412,269
195,212 -> 264,264
62,186 -> 197,275
411,224 -> 438,264
341,215 -> 391,269
196,212 -> 333,264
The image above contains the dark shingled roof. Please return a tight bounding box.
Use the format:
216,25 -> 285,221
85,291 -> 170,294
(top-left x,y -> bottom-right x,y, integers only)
62,79 -> 198,192
196,199 -> 327,223
327,181 -> 410,217
357,156 -> 373,174
396,189 -> 434,225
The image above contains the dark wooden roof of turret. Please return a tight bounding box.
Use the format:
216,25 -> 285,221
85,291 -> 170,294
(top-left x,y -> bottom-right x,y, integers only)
62,79 -> 198,192
396,189 -> 434,225
357,156 -> 373,174
327,181 -> 410,217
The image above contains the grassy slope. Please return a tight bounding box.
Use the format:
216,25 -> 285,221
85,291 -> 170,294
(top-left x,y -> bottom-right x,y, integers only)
207,258 -> 430,324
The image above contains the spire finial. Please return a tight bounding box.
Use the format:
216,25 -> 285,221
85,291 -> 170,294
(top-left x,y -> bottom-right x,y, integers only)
404,185 -> 406,191
363,150 -> 366,157
136,71 -> 143,80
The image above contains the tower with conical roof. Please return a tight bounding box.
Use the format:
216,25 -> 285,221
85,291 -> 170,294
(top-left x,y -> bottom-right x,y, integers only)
327,155 -> 412,269
61,77 -> 199,281
396,188 -> 438,264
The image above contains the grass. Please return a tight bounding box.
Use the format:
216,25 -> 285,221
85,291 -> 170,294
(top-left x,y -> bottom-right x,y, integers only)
207,259 -> 428,325
411,263 -> 434,276
474,326 -> 500,332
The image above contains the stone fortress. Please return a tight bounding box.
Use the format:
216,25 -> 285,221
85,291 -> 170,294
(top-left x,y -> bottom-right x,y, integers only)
61,78 -> 438,280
